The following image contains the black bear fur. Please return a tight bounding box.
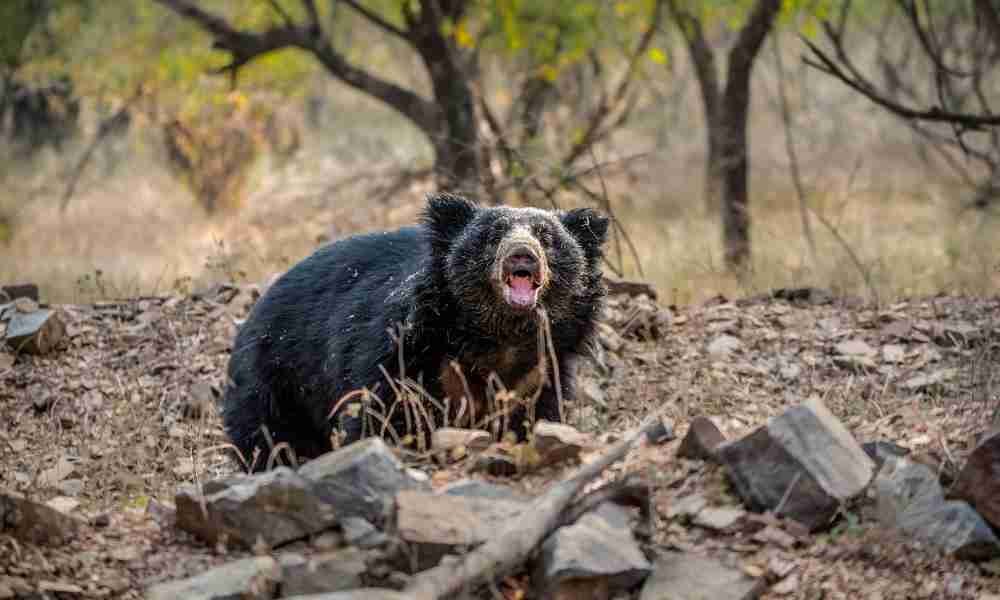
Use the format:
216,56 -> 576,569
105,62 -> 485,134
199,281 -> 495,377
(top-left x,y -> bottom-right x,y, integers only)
221,193 -> 609,470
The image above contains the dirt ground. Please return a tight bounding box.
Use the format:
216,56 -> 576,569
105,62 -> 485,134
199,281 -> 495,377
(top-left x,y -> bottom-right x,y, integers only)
1,285 -> 999,598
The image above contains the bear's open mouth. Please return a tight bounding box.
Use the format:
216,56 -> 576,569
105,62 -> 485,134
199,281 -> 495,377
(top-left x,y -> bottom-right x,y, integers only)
503,269 -> 542,310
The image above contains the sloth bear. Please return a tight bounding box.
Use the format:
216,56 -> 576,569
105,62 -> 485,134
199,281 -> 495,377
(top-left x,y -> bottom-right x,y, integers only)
221,193 -> 609,470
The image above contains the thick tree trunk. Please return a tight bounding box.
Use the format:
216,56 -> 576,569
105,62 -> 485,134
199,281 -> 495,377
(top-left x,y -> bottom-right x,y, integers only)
718,0 -> 781,270
717,109 -> 750,270
671,0 -> 780,271
410,0 -> 481,199
427,71 -> 479,197
704,118 -> 724,213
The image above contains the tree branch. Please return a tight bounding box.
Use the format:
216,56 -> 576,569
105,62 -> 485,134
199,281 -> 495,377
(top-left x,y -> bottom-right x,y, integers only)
803,32 -> 1000,127
153,0 -> 440,135
804,7 -> 1000,128
341,0 -> 412,42
667,0 -> 720,120
726,0 -> 782,90
267,0 -> 294,27
300,0 -> 320,29
562,0 -> 664,167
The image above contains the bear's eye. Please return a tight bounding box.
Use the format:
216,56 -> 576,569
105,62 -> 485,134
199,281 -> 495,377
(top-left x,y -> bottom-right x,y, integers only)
532,225 -> 553,247
487,224 -> 506,245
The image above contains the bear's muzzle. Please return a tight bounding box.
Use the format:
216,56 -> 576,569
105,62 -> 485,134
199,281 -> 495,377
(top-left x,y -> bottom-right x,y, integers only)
494,231 -> 549,311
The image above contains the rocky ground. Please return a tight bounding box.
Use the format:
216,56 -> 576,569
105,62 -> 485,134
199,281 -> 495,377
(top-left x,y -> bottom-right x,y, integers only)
1,283 -> 1000,599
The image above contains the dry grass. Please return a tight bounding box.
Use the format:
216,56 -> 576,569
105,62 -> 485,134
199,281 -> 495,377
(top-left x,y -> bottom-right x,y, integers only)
617,183 -> 1000,307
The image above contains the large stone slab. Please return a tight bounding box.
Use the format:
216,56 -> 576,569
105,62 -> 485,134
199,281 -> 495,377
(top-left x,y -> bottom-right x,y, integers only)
298,438 -> 428,526
535,503 -> 651,596
876,456 -> 1000,560
639,552 -> 765,600
396,489 -> 525,569
175,467 -> 337,548
717,397 -> 873,531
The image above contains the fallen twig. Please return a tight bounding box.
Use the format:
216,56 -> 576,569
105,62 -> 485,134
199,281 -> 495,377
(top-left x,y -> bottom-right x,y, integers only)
404,417 -> 660,599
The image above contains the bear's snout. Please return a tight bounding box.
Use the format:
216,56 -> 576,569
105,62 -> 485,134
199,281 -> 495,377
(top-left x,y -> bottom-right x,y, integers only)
494,234 -> 549,312
503,244 -> 541,279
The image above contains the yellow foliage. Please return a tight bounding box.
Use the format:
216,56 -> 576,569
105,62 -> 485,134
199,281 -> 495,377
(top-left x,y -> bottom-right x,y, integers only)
454,19 -> 474,48
538,63 -> 559,82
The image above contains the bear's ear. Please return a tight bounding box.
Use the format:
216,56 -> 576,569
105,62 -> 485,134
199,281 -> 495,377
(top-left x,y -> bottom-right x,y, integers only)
424,192 -> 478,251
561,207 -> 609,257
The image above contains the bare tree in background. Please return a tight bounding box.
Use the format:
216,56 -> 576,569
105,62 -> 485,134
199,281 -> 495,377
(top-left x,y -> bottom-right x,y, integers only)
805,0 -> 1000,209
667,0 -> 782,271
153,0 -> 659,208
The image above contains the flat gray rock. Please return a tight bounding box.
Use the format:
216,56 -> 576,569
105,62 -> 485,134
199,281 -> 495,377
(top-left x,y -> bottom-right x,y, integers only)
639,552 -> 765,600
717,397 -> 874,531
146,556 -> 279,600
693,506 -> 745,532
876,457 -> 1000,560
175,467 -> 337,548
536,503 -> 651,595
299,438 -> 428,526
396,489 -> 525,569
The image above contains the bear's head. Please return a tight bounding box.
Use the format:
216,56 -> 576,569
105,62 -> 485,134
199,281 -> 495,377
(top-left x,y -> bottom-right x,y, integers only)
423,193 -> 609,334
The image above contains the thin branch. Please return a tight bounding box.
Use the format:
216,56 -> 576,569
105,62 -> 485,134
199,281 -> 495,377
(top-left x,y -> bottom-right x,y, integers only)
666,0 -> 720,118
803,21 -> 1000,127
808,204 -> 879,306
341,0 -> 412,42
300,0 -> 320,29
267,0 -> 295,27
771,34 -> 818,266
897,0 -> 974,78
563,0 -> 664,167
61,88 -> 144,212
153,0 -> 439,135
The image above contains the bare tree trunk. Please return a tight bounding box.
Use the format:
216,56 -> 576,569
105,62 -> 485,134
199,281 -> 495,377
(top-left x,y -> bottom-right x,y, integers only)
406,0 -> 481,197
422,50 -> 479,197
669,0 -> 781,271
704,117 -> 724,212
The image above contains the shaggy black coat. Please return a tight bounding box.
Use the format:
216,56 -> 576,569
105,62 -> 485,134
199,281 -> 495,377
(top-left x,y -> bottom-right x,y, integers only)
221,193 -> 608,470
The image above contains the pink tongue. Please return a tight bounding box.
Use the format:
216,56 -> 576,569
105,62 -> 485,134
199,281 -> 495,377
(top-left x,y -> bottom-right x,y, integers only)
508,275 -> 535,306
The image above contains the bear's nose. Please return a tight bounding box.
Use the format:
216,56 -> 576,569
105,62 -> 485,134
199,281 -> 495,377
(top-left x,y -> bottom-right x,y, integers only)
505,246 -> 540,276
